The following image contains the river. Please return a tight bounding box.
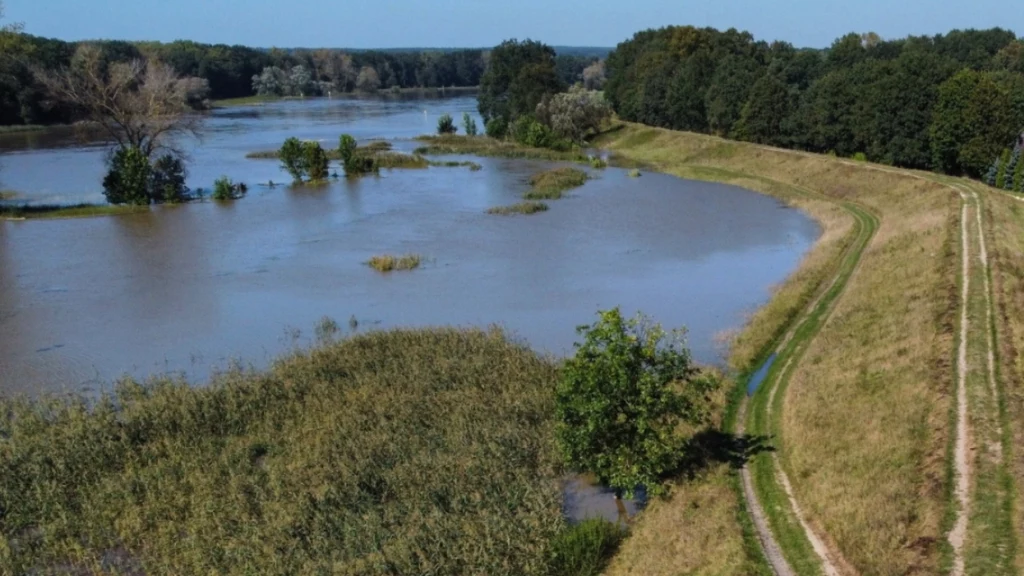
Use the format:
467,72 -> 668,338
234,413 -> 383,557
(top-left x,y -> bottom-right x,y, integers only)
0,94 -> 819,397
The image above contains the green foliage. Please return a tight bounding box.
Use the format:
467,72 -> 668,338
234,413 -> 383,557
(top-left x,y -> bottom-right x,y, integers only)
463,112 -> 478,136
478,39 -> 563,127
0,328 -> 565,575
149,154 -> 189,203
1014,148 -> 1024,192
590,157 -> 608,169
535,85 -> 612,145
102,146 -> 152,205
852,152 -> 868,162
337,134 -> 358,164
555,308 -> 717,497
628,168 -> 641,177
437,113 -> 457,134
367,254 -> 422,272
547,520 -> 626,576
279,137 -> 306,182
303,141 -> 330,181
510,115 -> 567,149
995,148 -> 1012,188
487,201 -> 549,215
211,176 -> 247,201
735,74 -> 791,146
524,167 -> 589,199
485,116 -> 508,139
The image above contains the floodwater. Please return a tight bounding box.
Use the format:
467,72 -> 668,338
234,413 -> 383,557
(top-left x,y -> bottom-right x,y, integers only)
0,94 -> 820,398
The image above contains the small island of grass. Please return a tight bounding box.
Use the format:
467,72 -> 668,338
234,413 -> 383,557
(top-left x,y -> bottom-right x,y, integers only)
415,135 -> 589,163
523,167 -> 589,200
487,201 -> 549,215
367,253 -> 423,272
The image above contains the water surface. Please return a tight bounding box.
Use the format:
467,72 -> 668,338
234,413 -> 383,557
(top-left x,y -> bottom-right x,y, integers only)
0,95 -> 819,396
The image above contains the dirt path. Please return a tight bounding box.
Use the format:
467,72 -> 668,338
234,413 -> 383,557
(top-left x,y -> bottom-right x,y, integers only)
949,190 -> 971,576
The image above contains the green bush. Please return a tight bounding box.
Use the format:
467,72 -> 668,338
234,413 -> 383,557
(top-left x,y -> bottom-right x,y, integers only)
590,157 -> 608,169
304,141 -> 330,182
995,148 -> 1011,188
150,154 -> 189,203
463,112 -> 478,136
555,308 -> 717,497
485,116 -> 508,139
280,137 -> 307,182
437,113 -> 457,135
852,152 -> 868,162
338,134 -> 358,164
212,176 -> 247,201
103,146 -> 152,205
548,520 -> 626,576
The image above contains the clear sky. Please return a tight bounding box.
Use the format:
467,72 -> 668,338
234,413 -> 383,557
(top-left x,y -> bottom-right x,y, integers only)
5,0 -> 1021,49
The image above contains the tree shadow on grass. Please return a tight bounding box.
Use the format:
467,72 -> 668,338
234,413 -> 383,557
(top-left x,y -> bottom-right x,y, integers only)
672,428 -> 776,481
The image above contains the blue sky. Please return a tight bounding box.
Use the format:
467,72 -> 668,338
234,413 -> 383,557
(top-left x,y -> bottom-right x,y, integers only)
6,0 -> 1021,49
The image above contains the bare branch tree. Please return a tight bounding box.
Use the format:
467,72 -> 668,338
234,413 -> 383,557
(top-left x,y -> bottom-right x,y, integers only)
37,44 -> 202,158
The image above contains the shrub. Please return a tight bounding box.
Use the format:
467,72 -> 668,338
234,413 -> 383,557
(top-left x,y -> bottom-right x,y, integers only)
437,113 -> 457,135
590,157 -> 608,169
463,112 -> 478,136
628,169 -> 641,178
548,520 -> 626,576
555,308 -> 717,497
535,85 -> 613,146
304,141 -> 330,182
338,134 -> 358,164
280,137 -> 307,182
103,146 -> 152,205
995,148 -> 1011,188
212,176 -> 247,201
852,152 -> 868,162
485,116 -> 508,139
150,154 -> 189,203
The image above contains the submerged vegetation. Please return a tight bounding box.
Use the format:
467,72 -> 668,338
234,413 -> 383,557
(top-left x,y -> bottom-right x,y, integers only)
367,254 -> 423,272
414,135 -> 588,162
487,201 -> 550,215
0,203 -> 149,219
524,167 -> 589,200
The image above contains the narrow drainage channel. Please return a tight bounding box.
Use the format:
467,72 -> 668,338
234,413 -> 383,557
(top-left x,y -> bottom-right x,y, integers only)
747,353 -> 777,396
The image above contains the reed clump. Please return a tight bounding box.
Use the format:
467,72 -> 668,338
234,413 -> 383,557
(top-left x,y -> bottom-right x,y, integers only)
487,201 -> 549,215
367,253 -> 422,272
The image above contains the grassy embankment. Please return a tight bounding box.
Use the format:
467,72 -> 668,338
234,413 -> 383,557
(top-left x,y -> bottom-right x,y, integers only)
593,123 -> 960,575
0,329 -> 580,575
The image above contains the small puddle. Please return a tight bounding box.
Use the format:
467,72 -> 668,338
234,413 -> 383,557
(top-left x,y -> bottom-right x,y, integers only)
746,353 -> 777,396
563,473 -> 647,525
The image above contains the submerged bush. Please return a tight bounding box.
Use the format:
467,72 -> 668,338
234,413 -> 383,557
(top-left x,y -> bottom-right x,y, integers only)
103,146 -> 152,205
279,137 -> 307,182
437,113 -> 457,135
524,167 -> 589,200
487,201 -> 549,215
304,141 -> 330,181
367,253 -> 422,272
150,154 -> 190,203
0,328 -> 564,575
212,176 -> 247,200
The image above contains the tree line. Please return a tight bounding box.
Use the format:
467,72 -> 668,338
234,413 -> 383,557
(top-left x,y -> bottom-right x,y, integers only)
604,26 -> 1024,178
0,29 -> 600,126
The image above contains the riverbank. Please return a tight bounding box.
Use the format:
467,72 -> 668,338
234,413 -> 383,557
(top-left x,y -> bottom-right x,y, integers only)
593,122 -> 961,575
0,203 -> 149,220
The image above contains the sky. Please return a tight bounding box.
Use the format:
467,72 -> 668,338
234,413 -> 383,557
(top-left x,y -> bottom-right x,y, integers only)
5,0 -> 1022,49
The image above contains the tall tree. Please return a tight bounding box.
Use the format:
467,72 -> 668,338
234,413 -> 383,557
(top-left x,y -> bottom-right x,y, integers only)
736,73 -> 791,145
478,39 -> 562,125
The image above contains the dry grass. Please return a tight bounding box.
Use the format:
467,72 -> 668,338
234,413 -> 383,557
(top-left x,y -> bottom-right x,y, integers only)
598,123 -> 958,575
487,202 -> 549,215
366,253 -> 422,272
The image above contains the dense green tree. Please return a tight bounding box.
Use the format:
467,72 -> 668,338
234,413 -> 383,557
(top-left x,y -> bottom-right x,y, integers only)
736,73 -> 791,145
103,146 -> 152,205
150,154 -> 189,203
478,39 -> 562,126
555,309 -> 717,497
279,137 -> 307,182
304,141 -> 329,182
536,85 -> 612,145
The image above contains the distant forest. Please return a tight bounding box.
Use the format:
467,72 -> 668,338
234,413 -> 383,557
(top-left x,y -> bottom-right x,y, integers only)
0,36 -> 603,126
605,27 -> 1024,178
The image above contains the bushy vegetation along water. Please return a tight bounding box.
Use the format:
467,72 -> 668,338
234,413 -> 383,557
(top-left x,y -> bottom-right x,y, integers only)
0,328 -> 568,575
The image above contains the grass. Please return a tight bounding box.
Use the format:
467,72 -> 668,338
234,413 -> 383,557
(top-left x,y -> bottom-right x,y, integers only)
0,124 -> 46,134
597,123 -> 959,575
487,201 -> 549,215
548,519 -> 625,576
366,253 -> 422,272
523,167 -> 589,200
0,328 -> 576,575
246,146 -> 433,170
414,135 -> 589,163
429,159 -> 483,171
0,203 -> 149,219
211,95 -> 287,107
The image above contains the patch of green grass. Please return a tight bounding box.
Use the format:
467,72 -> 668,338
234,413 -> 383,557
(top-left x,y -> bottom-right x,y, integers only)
0,203 -> 148,219
0,328 -> 566,575
415,135 -> 589,163
247,146 -> 429,169
367,253 -> 423,272
549,520 -> 626,576
487,201 -> 550,215
359,140 -> 393,153
372,152 -> 429,169
524,167 -> 589,200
